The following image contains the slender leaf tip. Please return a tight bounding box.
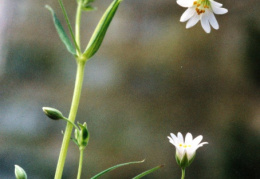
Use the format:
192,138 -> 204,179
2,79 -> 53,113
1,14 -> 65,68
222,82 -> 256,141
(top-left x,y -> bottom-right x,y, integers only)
45,4 -> 77,56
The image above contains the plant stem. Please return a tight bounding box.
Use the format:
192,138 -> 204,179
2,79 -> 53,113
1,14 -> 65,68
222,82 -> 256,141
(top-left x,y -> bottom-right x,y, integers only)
75,1 -> 83,53
181,168 -> 185,179
54,1 -> 85,178
77,149 -> 84,179
54,60 -> 86,179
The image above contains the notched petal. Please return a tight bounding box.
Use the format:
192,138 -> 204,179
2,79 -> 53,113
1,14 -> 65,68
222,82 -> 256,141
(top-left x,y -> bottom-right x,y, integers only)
186,14 -> 200,28
212,6 -> 228,15
208,12 -> 219,29
180,8 -> 196,22
201,14 -> 211,33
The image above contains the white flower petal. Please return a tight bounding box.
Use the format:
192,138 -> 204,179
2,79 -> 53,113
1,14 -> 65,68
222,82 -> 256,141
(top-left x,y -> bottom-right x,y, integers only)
194,142 -> 209,150
185,133 -> 193,144
177,132 -> 184,143
176,147 -> 185,160
168,132 -> 208,163
169,133 -> 179,145
198,142 -> 209,147
211,6 -> 228,15
210,0 -> 223,7
192,135 -> 203,146
168,136 -> 176,146
177,0 -> 194,8
186,148 -> 196,160
201,14 -> 211,33
180,7 -> 196,22
208,12 -> 219,29
186,14 -> 200,28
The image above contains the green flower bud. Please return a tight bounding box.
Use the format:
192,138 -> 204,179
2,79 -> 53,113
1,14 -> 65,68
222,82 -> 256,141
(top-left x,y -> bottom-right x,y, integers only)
75,122 -> 89,149
42,107 -> 64,120
14,165 -> 27,179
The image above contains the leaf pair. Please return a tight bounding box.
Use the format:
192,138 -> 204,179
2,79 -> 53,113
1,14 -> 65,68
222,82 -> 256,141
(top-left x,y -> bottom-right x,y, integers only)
46,0 -> 122,60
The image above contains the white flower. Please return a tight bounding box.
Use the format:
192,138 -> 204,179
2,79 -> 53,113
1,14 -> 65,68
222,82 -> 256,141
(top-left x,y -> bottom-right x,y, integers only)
168,132 -> 208,168
177,0 -> 228,33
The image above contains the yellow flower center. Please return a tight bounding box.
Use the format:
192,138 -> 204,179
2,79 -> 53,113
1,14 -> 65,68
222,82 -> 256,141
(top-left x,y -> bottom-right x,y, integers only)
179,143 -> 191,148
193,0 -> 210,15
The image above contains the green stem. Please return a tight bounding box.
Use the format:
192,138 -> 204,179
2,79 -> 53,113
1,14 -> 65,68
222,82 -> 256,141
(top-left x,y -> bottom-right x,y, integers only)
77,149 -> 84,179
181,168 -> 185,179
58,0 -> 80,53
54,60 -> 86,179
75,1 -> 83,53
62,117 -> 79,131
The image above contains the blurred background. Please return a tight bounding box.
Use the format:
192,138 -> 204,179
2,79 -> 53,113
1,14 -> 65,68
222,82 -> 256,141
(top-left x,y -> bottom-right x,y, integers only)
0,0 -> 259,178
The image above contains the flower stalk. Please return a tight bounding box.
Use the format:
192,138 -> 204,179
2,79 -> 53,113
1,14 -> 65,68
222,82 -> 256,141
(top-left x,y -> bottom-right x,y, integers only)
77,149 -> 84,179
181,168 -> 185,179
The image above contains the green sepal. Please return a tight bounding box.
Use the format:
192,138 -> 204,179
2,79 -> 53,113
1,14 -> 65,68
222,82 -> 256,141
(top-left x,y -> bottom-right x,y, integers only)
180,153 -> 189,168
83,0 -> 122,59
45,5 -> 76,56
132,165 -> 164,179
14,165 -> 27,179
175,153 -> 181,166
91,160 -> 144,179
177,153 -> 192,169
75,122 -> 89,149
187,153 -> 196,167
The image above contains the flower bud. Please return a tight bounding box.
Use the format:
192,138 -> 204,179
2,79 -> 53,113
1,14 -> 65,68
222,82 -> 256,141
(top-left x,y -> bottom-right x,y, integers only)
75,122 -> 89,149
14,165 -> 27,179
42,107 -> 64,120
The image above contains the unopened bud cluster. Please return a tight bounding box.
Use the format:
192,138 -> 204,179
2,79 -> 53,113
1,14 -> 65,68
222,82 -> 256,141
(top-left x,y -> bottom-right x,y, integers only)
75,122 -> 89,149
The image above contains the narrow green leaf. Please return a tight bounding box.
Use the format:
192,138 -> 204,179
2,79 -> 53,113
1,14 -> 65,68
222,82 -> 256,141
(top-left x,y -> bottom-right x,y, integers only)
45,5 -> 76,55
83,0 -> 122,59
132,165 -> 164,179
91,160 -> 144,179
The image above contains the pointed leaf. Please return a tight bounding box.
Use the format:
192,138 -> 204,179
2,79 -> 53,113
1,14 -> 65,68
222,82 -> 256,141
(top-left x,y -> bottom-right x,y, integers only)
132,165 -> 164,179
83,0 -> 122,59
91,160 -> 144,179
45,5 -> 76,55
